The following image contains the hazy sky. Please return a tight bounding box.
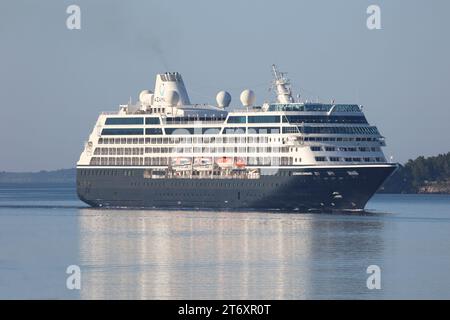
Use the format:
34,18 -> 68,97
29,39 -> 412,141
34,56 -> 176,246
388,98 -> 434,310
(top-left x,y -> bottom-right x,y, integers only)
0,0 -> 449,171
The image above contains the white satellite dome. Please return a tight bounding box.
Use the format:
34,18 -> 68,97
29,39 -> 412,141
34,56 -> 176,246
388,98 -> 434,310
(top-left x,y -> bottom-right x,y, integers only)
216,91 -> 231,108
139,89 -> 152,102
165,90 -> 180,106
240,89 -> 256,107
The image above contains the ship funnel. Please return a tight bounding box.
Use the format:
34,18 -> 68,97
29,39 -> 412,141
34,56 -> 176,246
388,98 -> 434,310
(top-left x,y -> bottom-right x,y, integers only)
153,72 -> 191,107
165,90 -> 180,106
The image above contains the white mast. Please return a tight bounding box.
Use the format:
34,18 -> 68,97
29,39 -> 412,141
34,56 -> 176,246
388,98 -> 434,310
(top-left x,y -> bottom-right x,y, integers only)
271,64 -> 294,104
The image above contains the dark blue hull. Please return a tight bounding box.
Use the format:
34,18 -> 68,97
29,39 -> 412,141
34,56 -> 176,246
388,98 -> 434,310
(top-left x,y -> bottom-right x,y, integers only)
76,164 -> 397,211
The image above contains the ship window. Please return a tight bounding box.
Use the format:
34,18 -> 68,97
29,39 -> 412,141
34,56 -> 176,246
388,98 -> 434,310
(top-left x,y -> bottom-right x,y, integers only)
105,117 -> 144,125
310,146 -> 321,151
284,115 -> 367,124
227,116 -> 246,124
145,128 -> 163,135
298,126 -> 379,135
269,103 -> 304,112
102,128 -> 143,135
223,127 -> 246,134
145,117 -> 160,125
202,128 -> 221,134
247,127 -> 280,134
165,128 -> 194,135
315,157 -> 326,162
282,127 -> 298,134
248,116 -> 280,124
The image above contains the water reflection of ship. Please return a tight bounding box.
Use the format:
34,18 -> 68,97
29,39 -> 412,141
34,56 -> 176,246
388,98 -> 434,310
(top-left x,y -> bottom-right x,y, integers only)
77,209 -> 314,299
77,209 -> 385,299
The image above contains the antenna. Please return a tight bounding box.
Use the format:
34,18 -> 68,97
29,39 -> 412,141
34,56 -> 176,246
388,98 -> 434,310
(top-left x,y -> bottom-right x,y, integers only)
272,64 -> 281,81
271,64 -> 294,104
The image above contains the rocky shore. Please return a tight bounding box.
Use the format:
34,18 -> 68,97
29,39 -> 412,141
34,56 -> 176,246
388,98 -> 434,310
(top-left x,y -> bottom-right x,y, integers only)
418,180 -> 450,194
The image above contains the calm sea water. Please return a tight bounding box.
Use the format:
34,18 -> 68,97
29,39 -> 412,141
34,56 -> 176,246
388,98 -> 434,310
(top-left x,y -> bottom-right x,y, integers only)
0,183 -> 449,299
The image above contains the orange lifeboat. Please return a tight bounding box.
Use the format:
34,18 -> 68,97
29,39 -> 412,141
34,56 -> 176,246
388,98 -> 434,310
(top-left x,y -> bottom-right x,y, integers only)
235,157 -> 246,168
216,156 -> 233,168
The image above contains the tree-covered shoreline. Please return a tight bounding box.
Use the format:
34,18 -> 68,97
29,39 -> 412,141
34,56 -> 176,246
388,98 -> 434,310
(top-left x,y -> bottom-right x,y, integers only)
380,152 -> 450,194
0,169 -> 75,184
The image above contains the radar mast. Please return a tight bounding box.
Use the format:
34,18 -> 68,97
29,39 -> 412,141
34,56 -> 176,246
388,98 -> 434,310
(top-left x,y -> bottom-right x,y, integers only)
271,64 -> 295,104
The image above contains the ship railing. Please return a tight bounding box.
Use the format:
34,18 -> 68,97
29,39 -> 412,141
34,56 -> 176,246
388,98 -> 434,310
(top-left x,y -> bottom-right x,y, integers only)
101,111 -> 120,115
162,120 -> 226,125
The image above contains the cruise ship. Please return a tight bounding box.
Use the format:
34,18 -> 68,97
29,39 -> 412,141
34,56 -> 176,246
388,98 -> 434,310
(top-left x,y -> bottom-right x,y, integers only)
76,65 -> 397,211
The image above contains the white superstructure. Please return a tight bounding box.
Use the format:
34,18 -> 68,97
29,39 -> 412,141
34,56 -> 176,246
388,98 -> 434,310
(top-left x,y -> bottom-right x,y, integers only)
77,66 -> 387,173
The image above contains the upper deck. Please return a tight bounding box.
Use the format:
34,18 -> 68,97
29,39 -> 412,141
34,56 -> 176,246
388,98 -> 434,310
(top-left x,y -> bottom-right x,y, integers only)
77,67 -> 389,169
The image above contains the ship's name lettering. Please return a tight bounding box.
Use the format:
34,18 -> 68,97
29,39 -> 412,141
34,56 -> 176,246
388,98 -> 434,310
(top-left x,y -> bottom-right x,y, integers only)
154,97 -> 165,102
